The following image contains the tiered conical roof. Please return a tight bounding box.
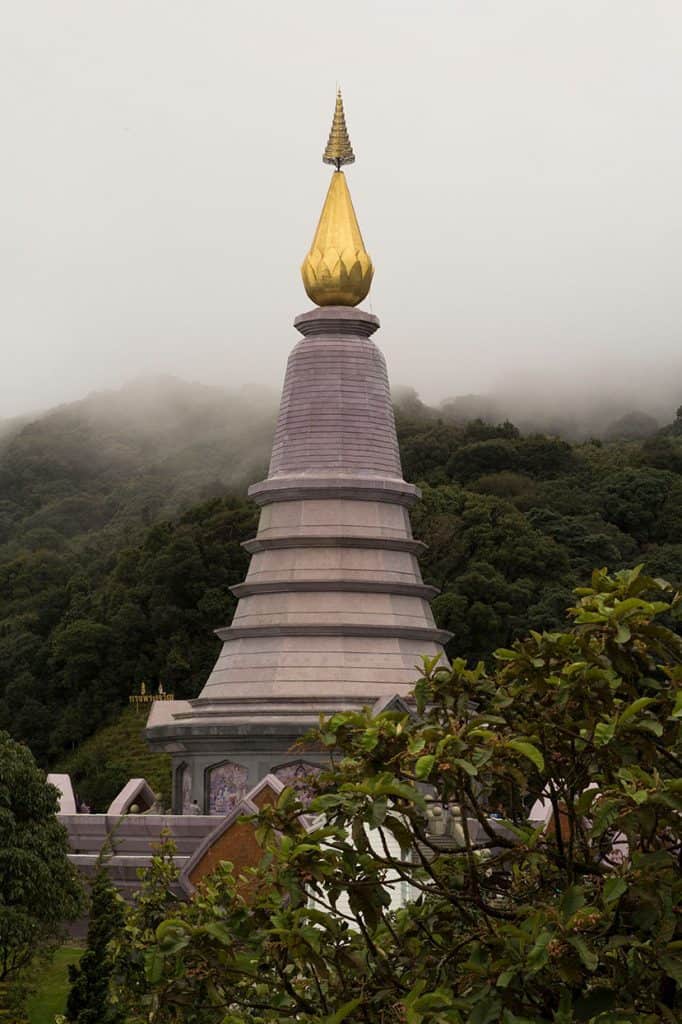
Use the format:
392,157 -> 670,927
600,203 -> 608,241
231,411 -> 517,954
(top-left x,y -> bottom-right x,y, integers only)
147,305 -> 450,743
323,89 -> 355,168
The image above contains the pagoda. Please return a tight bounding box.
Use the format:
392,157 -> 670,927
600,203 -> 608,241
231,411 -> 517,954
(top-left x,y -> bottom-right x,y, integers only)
146,91 -> 450,813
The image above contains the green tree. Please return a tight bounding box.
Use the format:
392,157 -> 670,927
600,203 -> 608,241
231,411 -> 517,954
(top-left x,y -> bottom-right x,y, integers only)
447,439 -> 520,482
639,435 -> 682,473
125,568 -> 681,1022
527,509 -> 638,576
0,732 -> 83,1013
462,419 -> 520,443
66,868 -> 125,1024
397,421 -> 463,484
599,468 -> 674,542
111,833 -> 182,1024
413,485 -> 571,661
514,435 -> 576,477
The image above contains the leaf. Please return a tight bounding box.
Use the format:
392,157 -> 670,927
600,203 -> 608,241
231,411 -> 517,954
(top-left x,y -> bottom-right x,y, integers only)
351,817 -> 369,852
155,920 -> 190,954
144,949 -> 164,984
377,778 -> 425,806
403,980 -> 426,1006
415,755 -> 436,780
470,996 -> 502,1024
575,788 -> 599,815
661,955 -> 682,984
414,678 -> 429,713
560,885 -> 585,921
567,935 -> 597,972
638,720 -> 663,737
321,997 -> 363,1023
632,849 -> 675,870
495,648 -> 519,661
594,720 -> 616,745
611,595 -> 645,618
591,798 -> 619,837
614,622 -> 631,644
422,652 -> 445,674
618,696 -> 655,725
671,690 -> 682,719
277,786 -> 297,811
201,921 -> 234,945
309,793 -> 343,812
603,877 -> 627,905
527,930 -> 553,973
507,740 -> 545,773
383,814 -> 413,852
413,990 -> 455,1012
360,730 -> 379,751
370,797 -> 388,828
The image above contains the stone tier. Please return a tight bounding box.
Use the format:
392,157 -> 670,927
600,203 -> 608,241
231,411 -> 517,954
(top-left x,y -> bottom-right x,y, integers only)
61,813 -> 218,902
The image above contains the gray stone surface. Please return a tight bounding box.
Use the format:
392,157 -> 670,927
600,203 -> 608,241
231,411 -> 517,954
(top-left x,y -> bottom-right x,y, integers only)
60,811 -> 218,900
47,773 -> 77,814
268,331 -> 401,478
107,777 -> 156,816
146,306 -> 450,811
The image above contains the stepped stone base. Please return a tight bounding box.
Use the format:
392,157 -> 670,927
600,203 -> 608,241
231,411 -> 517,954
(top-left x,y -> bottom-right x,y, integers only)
60,813 -> 219,901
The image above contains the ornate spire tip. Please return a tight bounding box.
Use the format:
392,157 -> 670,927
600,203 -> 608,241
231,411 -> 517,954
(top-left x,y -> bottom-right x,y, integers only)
323,89 -> 355,169
301,86 -> 372,306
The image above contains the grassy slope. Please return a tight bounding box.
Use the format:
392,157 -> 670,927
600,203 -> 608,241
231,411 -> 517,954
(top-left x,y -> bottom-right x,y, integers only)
26,946 -> 83,1024
59,705 -> 172,808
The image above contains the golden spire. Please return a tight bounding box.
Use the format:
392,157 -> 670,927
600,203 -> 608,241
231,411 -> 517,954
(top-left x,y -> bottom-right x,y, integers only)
301,90 -> 373,307
323,89 -> 355,168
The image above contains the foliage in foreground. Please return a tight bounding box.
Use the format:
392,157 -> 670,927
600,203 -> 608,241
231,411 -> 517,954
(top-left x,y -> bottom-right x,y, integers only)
65,867 -> 125,1024
111,831 -> 184,1022
112,567 -> 682,1023
0,733 -> 83,1019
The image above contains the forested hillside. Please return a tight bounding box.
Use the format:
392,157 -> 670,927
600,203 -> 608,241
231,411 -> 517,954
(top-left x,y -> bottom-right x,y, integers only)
2,377 -> 682,782
0,377 -> 273,766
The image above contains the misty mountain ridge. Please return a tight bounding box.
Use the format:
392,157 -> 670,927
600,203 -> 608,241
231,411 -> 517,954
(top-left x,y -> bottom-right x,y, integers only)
0,376 -> 277,557
4,375 -> 277,473
392,387 -> 668,443
1,372 -> 679,562
3,374 -> 277,467
1,371 -> 674,461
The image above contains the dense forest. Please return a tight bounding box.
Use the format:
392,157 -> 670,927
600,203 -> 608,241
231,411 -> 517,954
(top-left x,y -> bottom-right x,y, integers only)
2,376 -> 682,783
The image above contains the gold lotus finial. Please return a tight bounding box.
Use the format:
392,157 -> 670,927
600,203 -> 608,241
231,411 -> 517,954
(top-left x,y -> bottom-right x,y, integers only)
323,89 -> 355,169
301,89 -> 373,307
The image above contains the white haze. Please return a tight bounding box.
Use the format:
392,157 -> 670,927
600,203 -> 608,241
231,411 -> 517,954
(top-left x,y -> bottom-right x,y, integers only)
2,1 -> 682,422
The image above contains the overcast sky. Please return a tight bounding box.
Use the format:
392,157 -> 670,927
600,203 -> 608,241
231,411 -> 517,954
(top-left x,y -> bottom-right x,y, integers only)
2,1 -> 682,419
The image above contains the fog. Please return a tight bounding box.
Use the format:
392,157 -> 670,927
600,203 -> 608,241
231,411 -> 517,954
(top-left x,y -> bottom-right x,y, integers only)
2,1 -> 682,423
